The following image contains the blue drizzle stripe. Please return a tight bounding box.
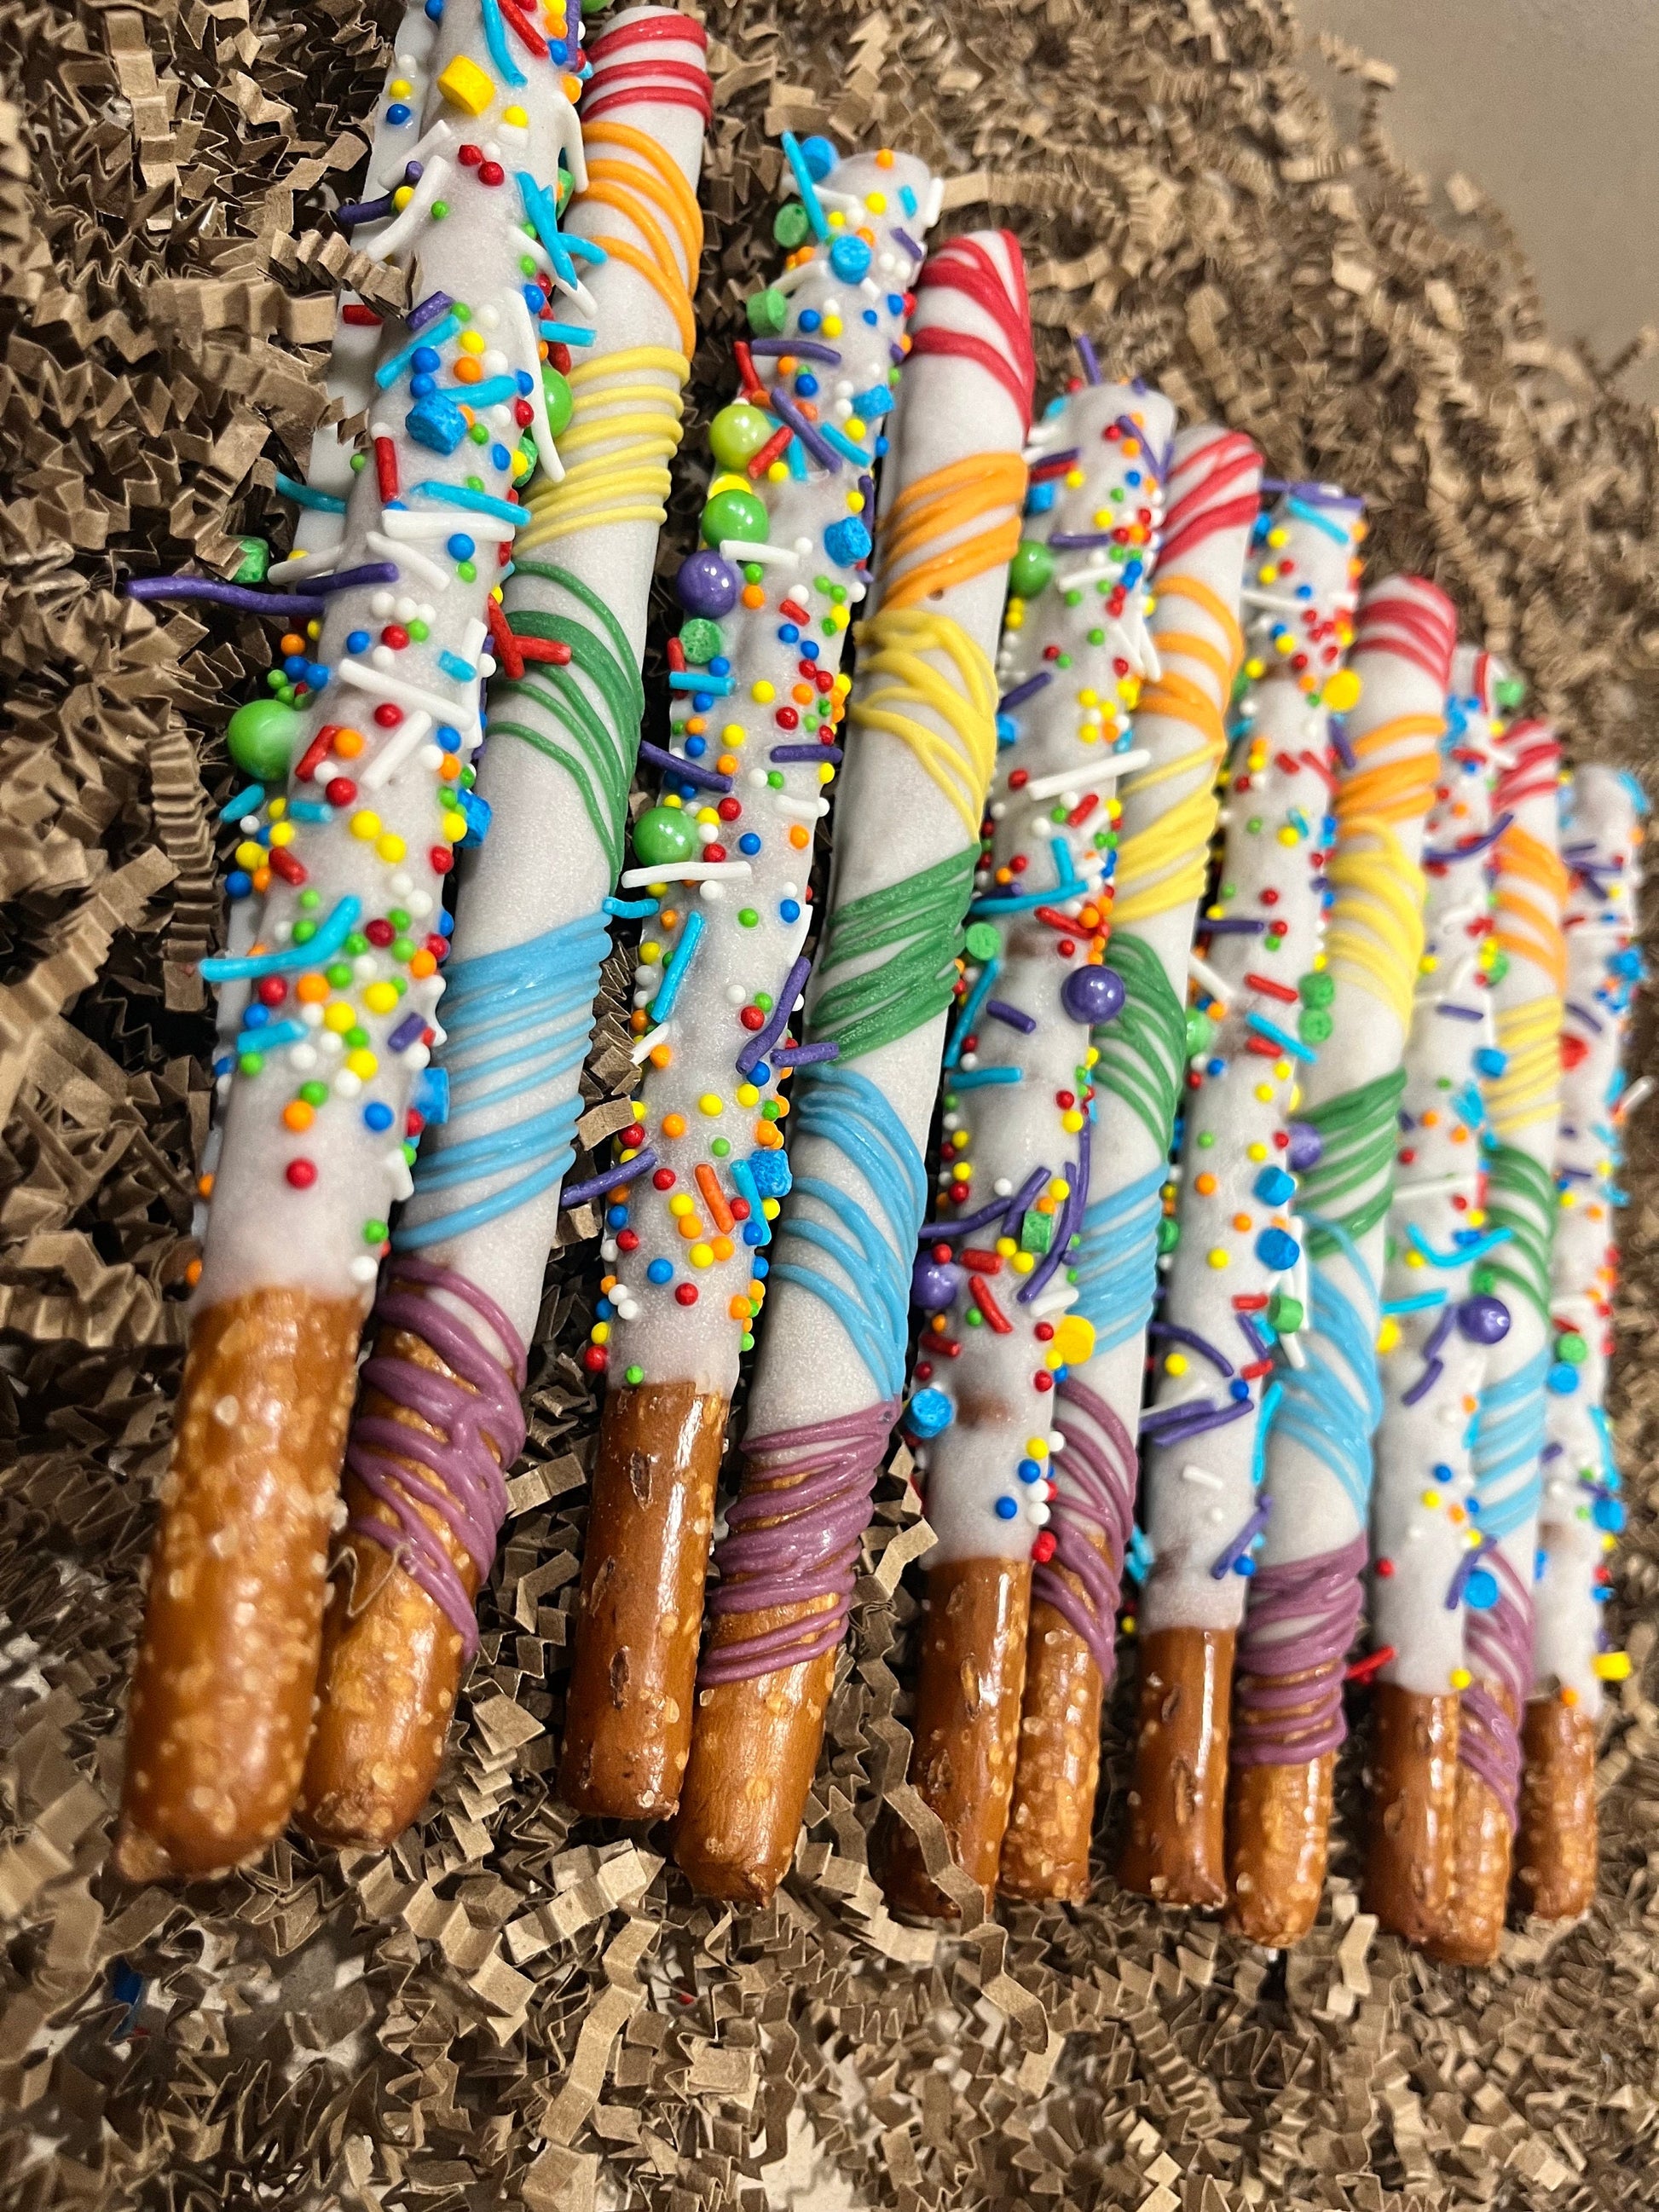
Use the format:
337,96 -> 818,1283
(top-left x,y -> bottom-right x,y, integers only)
1471,1343 -> 1551,1541
395,910 -> 610,1250
1269,1210 -> 1384,1524
768,1066 -> 927,1400
1071,1162 -> 1165,1356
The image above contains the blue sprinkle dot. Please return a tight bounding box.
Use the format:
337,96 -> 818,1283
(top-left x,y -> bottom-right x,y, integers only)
1234,1556 -> 1257,1577
606,1204 -> 629,1229
684,734 -> 707,759
436,723 -> 462,751
447,534 -> 476,562
226,869 -> 253,898
742,1222 -> 765,1245
244,1004 -> 270,1031
708,656 -> 731,676
862,307 -> 880,326
1228,1377 -> 1251,1401
347,629 -> 372,655
691,692 -> 714,714
994,1495 -> 1019,1521
1547,1361 -> 1581,1395
514,369 -> 534,396
647,1258 -> 673,1285
676,781 -> 699,804
777,623 -> 801,644
795,373 -> 818,397
304,663 -> 330,690
490,442 -> 512,471
424,0 -> 443,19
409,372 -> 437,399
1464,1568 -> 1500,1611
436,907 -> 454,937
797,308 -> 821,333
875,435 -> 889,458
887,293 -> 904,314
752,1255 -> 769,1279
738,833 -> 761,855
363,1101 -> 395,1133
800,639 -> 820,661
779,898 -> 801,923
412,346 -> 441,373
387,101 -> 412,125
596,1297 -> 614,1321
1016,1458 -> 1042,1484
282,654 -> 308,680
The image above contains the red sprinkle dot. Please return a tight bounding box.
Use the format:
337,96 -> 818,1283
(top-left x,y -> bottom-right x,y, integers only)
1034,1321 -> 1055,1342
673,1283 -> 699,1307
458,141 -> 483,166
478,160 -> 506,187
1032,1531 -> 1057,1565
513,399 -> 534,427
739,1006 -> 766,1031
285,1159 -> 317,1190
366,919 -> 396,947
373,703 -> 403,728
430,846 -> 454,874
581,1343 -> 607,1372
653,1168 -> 676,1191
717,796 -> 742,822
1375,1557 -> 1396,1578
382,624 -> 410,651
256,976 -> 287,1006
1032,1372 -> 1054,1393
326,777 -> 357,808
617,1229 -> 639,1252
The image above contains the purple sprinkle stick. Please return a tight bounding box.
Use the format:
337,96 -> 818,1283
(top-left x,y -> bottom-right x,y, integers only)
1444,1533 -> 1494,1610
1228,1532 -> 1369,1765
1000,1164 -> 1049,1239
698,1400 -> 899,1686
770,742 -> 842,763
1047,530 -> 1118,552
1401,1354 -> 1444,1407
639,739 -> 732,792
919,1193 -> 1023,1243
747,338 -> 842,363
737,954 -> 812,1076
1138,1393 -> 1252,1446
1021,1115 -> 1092,1305
998,671 -> 1053,715
1148,1319 -> 1235,1376
1034,1378 -> 1137,1682
1330,722 -> 1357,771
771,1041 -> 839,1068
344,1257 -> 529,1656
408,290 -> 455,332
1424,1302 -> 1457,1359
1435,1002 -> 1483,1021
1457,1547 -> 1530,1825
983,998 -> 1037,1034
126,576 -> 327,617
562,1147 -> 656,1208
1235,1310 -> 1272,1360
337,193 -> 396,229
892,227 -> 925,263
1210,1495 -> 1274,1580
1199,915 -> 1269,935
1566,998 -> 1605,1033
388,1011 -> 428,1052
314,563 -> 403,594
766,382 -> 841,472
1074,332 -> 1101,385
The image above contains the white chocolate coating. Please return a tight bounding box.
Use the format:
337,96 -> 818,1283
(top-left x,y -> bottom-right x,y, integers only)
737,233 -> 1033,1447
601,153 -> 942,1399
195,3 -> 587,1314
1139,488 -> 1363,1635
1372,649 -> 1507,1696
1533,765 -> 1644,1707
905,379 -> 1174,1566
390,9 -> 710,1349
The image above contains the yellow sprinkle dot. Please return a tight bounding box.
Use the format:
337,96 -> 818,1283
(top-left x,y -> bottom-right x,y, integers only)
690,1243 -> 714,1268
1165,1352 -> 1189,1377
362,982 -> 398,1014
350,810 -> 381,841
345,1048 -> 378,1081
1594,1651 -> 1630,1681
502,103 -> 529,127
268,819 -> 296,849
590,1321 -> 609,1345
1450,1667 -> 1471,1690
752,680 -> 776,704
376,832 -> 406,863
736,1083 -> 760,1108
234,841 -> 263,870
1421,1488 -> 1442,1510
1011,1251 -> 1036,1275
324,1002 -> 356,1034
1206,1248 -> 1228,1270
442,811 -> 468,843
1247,1142 -> 1268,1162
698,1092 -> 723,1117
1377,1317 -> 1401,1354
1254,1083 -> 1275,1104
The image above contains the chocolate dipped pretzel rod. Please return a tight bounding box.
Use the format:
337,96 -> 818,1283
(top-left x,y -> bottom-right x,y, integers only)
668,233 -> 1036,1899
1363,647 -> 1514,1942
729,358 -> 1173,1912
558,146 -> 946,1822
1517,764 -> 1645,1919
986,424 -> 1262,1904
1224,574 -> 1457,1946
1119,482 -> 1364,1910
297,9 -> 712,1851
117,2 -> 589,1880
1425,721 -> 1569,1963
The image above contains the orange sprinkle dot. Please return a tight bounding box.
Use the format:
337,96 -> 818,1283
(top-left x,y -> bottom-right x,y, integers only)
742,585 -> 766,609
677,1214 -> 703,1241
408,950 -> 437,979
453,356 -> 483,385
649,1044 -> 673,1069
791,684 -> 813,705
280,632 -> 304,656
1232,1213 -> 1251,1232
197,1173 -> 214,1199
283,1101 -> 315,1133
185,1257 -> 202,1287
333,727 -> 365,759
876,148 -> 894,167
252,867 -> 271,892
789,823 -> 810,849
438,755 -> 460,781
711,1235 -> 735,1262
296,973 -> 328,1003
662,1112 -> 688,1138
1194,1172 -> 1218,1197
729,1296 -> 751,1320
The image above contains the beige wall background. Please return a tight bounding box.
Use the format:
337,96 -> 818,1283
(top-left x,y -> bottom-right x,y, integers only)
1298,0 -> 1659,401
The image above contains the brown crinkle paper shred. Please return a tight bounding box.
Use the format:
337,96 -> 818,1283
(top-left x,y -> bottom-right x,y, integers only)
3,0 -> 1659,2203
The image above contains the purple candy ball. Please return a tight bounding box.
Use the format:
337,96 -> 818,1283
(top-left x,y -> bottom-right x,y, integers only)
1061,963 -> 1126,1026
1286,1120 -> 1323,1172
1457,1293 -> 1511,1346
910,1256 -> 962,1313
676,549 -> 739,619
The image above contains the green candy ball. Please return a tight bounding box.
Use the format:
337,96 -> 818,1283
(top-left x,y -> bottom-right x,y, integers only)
1009,538 -> 1055,599
1298,1007 -> 1332,1045
745,286 -> 789,338
1298,969 -> 1335,1008
701,485 -> 769,548
227,696 -> 303,781
232,536 -> 270,584
542,366 -> 574,439
633,805 -> 697,866
1268,1291 -> 1304,1335
1557,1331 -> 1588,1366
1184,1008 -> 1214,1056
772,201 -> 812,249
708,401 -> 773,471
1156,1214 -> 1181,1255
679,618 -> 725,667
964,921 -> 1003,962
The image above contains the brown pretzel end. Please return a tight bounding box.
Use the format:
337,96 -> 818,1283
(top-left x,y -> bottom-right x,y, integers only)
1421,1763 -> 1512,1966
673,1632 -> 837,1903
1225,1753 -> 1333,1946
1514,1695 -> 1598,1923
558,1381 -> 727,1820
997,1591 -> 1105,1903
1117,1624 -> 1234,1909
1362,1684 -> 1460,1944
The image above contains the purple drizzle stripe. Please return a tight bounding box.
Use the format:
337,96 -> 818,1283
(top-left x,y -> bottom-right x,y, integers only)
770,742 -> 842,763
998,670 -> 1052,714
1229,1531 -> 1369,1765
737,953 -> 811,1076
747,338 -> 841,363
699,1400 -> 899,1687
1034,1377 -> 1137,1683
127,577 -> 327,617
344,1256 -> 529,1659
1457,1545 -> 1530,1827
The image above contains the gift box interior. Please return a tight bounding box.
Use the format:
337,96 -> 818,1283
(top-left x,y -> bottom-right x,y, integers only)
3,1 -> 1658,2205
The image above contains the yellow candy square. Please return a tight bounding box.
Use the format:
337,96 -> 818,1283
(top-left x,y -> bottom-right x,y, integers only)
437,55 -> 495,116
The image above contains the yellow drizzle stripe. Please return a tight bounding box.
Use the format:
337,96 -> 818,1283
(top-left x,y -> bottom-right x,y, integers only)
1324,822 -> 1426,1031
847,606 -> 997,842
515,348 -> 688,552
1488,817 -> 1569,1137
878,452 -> 1027,611
1112,575 -> 1245,927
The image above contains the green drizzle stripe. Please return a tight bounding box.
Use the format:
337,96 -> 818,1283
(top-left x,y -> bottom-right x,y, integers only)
1093,930 -> 1186,1153
485,560 -> 644,878
1479,1140 -> 1556,1321
808,846 -> 977,1064
1298,1066 -> 1406,1256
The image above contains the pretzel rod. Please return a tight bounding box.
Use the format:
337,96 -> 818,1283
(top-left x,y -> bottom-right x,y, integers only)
969,423 -> 1260,1905
1223,574 -> 1456,1945
1115,484 -> 1364,1910
667,234 -> 1034,1902
557,147 -> 946,1822
1517,765 -> 1645,1919
116,3 -> 589,1880
1362,648 -> 1513,1941
296,10 -> 712,1851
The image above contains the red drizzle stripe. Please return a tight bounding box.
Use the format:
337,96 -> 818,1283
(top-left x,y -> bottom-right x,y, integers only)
911,232 -> 1037,432
1351,575 -> 1457,687
1155,426 -> 1261,567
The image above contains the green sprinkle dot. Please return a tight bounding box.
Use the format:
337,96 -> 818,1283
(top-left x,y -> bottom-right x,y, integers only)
740,1333 -> 755,1353
298,889 -> 321,910
468,423 -> 489,445
238,1052 -> 264,1076
326,962 -> 353,988
465,475 -> 485,493
766,771 -> 785,789
965,1307 -> 984,1327
1087,627 -> 1105,646
964,921 -> 1002,962
408,619 -> 429,643
362,1220 -> 389,1245
754,992 -> 774,1013
519,254 -> 537,276
299,1081 -> 328,1107
457,560 -> 477,583
346,1026 -> 370,1051
1197,1129 -> 1216,1148
391,935 -> 416,962
760,1100 -> 781,1121
712,1137 -> 731,1157
737,908 -> 760,927
293,920 -> 316,944
344,933 -> 368,956
430,200 -> 449,220
388,908 -> 410,929
350,451 -> 367,472
626,1364 -> 645,1386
